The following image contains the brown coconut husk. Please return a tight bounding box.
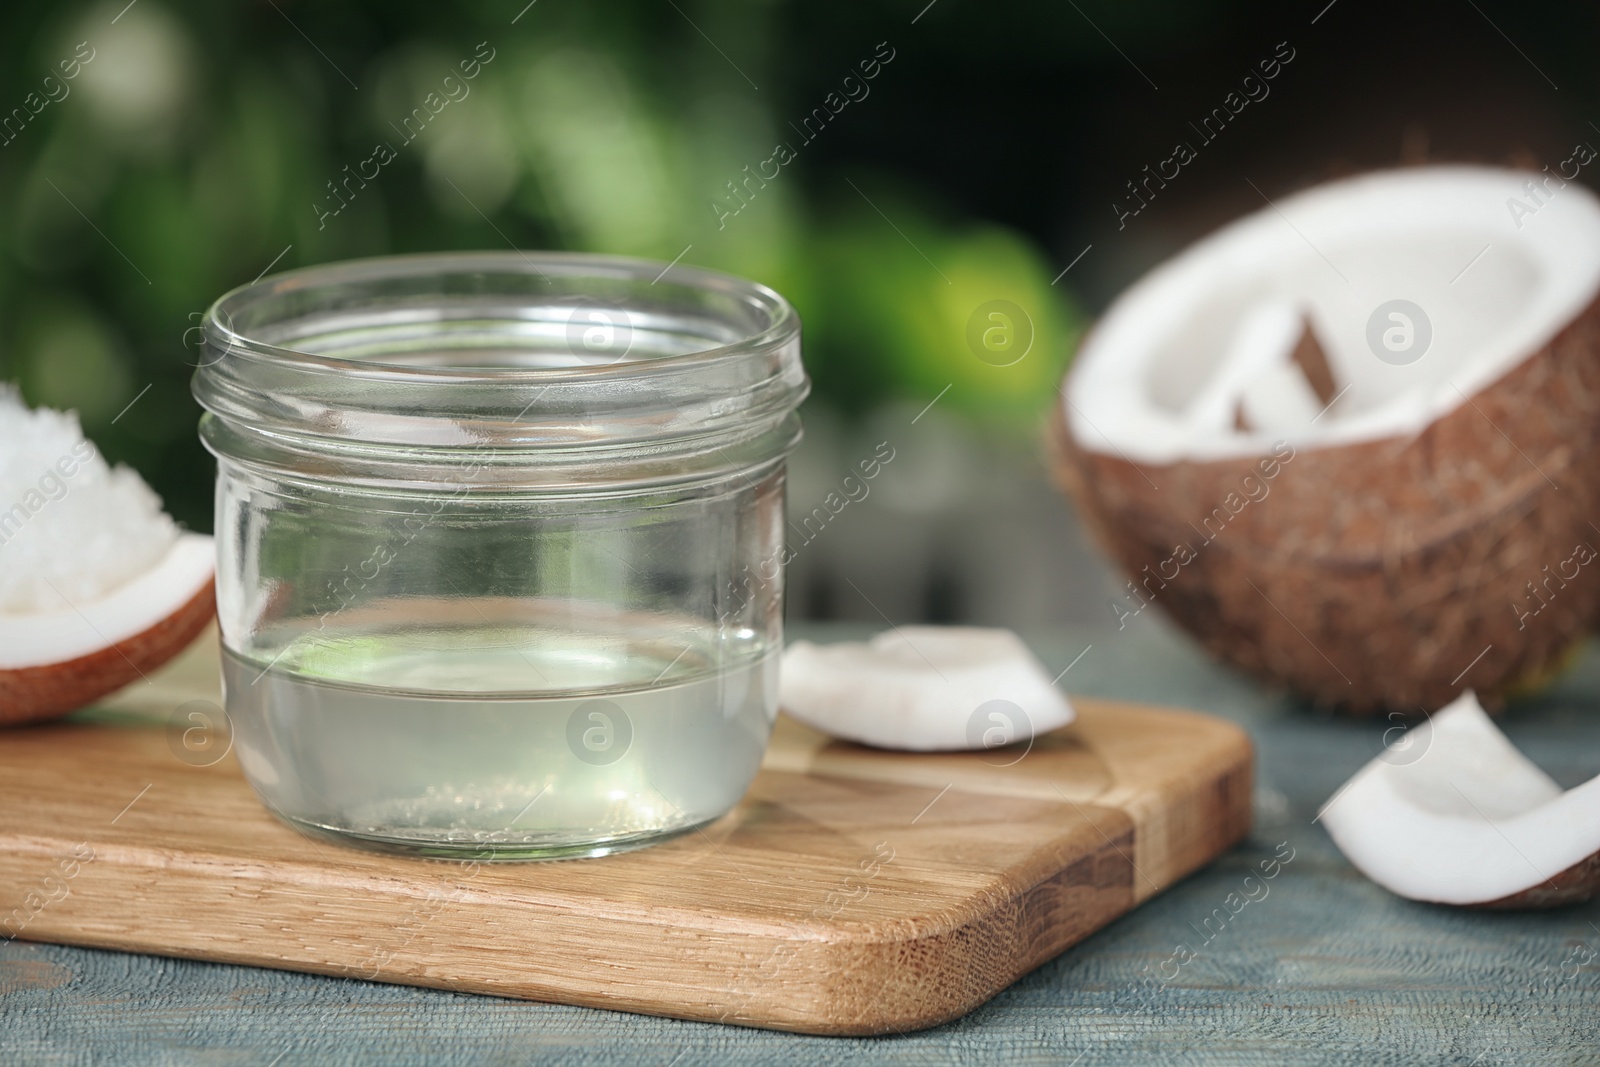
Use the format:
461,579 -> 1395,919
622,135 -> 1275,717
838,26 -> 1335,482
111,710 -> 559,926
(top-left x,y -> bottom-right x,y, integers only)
1052,293 -> 1600,715
1290,321 -> 1338,406
1470,848 -> 1600,909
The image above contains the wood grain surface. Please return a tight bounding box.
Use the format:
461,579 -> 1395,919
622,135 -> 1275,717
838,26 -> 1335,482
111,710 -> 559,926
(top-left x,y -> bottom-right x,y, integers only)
0,629 -> 1251,1036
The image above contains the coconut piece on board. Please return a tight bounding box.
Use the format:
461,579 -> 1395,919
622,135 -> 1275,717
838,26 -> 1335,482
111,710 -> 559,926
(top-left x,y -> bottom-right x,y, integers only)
780,626 -> 1075,751
0,388 -> 215,726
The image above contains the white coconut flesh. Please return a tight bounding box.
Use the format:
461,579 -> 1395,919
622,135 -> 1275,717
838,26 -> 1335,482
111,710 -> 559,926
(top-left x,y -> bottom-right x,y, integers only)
0,533 -> 214,669
1066,166 -> 1600,464
780,626 -> 1076,751
1320,691 -> 1600,905
0,387 -> 212,670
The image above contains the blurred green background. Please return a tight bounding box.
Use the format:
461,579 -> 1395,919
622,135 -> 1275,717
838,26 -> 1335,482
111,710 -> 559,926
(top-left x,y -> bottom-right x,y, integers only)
3,0 -> 1595,623
0,0 -> 1103,533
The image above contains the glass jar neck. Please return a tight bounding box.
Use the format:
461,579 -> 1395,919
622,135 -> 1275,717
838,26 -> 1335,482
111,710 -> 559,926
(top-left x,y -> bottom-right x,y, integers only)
192,252 -> 807,491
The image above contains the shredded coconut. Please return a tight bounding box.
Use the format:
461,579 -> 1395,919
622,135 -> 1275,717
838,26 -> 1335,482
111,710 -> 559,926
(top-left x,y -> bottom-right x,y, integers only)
0,386 -> 178,613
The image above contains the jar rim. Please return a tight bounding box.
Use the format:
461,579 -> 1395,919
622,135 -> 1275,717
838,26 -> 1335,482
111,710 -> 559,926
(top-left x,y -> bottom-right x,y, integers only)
201,250 -> 799,381
192,251 -> 808,488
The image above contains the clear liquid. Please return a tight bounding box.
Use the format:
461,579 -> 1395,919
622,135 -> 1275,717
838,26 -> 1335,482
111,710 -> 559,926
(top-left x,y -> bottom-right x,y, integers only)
222,618 -> 778,859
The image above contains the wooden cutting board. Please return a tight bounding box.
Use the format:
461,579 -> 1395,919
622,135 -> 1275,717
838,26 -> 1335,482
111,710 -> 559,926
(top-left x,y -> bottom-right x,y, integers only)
0,630 -> 1252,1035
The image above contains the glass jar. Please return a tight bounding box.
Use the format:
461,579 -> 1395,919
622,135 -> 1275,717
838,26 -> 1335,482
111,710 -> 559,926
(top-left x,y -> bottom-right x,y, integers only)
193,252 -> 806,859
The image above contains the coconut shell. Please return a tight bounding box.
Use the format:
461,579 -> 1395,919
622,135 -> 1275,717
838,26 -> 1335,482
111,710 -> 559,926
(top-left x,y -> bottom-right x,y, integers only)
0,579 -> 216,727
1052,293 -> 1600,715
1290,319 -> 1338,406
1471,848 -> 1600,910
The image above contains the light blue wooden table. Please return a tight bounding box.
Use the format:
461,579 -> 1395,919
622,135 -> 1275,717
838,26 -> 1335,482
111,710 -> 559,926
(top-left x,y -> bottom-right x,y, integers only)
4,618 -> 1598,1065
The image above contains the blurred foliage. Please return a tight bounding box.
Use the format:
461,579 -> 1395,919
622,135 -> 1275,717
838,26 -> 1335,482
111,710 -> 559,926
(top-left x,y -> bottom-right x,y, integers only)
6,0 -> 1595,535
0,0 -> 1098,531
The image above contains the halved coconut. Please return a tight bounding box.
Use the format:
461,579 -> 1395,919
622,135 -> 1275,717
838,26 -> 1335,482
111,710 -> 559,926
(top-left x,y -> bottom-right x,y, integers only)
780,626 -> 1075,751
0,390 -> 214,726
1320,691 -> 1600,908
1055,166 -> 1600,713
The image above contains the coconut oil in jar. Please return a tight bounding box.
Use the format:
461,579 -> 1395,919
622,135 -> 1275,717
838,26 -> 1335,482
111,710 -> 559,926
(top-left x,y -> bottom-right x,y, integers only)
194,252 -> 807,858
222,613 -> 778,858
